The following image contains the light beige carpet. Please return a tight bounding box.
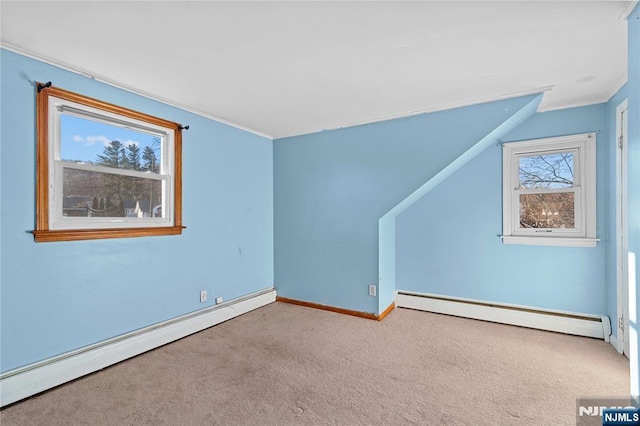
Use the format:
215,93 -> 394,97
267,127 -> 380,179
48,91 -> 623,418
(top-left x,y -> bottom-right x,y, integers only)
0,302 -> 629,425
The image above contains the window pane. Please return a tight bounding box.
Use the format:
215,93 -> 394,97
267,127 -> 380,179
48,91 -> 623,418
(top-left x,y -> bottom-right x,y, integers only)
519,192 -> 574,229
518,152 -> 574,189
61,114 -> 162,174
62,168 -> 163,219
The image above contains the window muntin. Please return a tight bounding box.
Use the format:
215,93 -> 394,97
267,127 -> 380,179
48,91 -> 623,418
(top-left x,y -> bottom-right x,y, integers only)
502,133 -> 596,247
35,83 -> 184,242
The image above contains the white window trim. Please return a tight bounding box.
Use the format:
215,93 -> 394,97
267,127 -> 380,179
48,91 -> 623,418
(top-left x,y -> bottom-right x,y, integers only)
501,133 -> 598,248
47,96 -> 176,231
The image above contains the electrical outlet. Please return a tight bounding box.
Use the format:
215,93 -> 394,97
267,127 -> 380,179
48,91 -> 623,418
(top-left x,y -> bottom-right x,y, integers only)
200,290 -> 207,303
368,284 -> 377,297
215,296 -> 223,305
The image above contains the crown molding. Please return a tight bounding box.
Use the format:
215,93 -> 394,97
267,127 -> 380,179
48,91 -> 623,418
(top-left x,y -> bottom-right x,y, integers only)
0,42 -> 274,140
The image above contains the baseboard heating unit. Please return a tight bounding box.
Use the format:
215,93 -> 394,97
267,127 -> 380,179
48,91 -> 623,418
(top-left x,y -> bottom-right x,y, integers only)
396,291 -> 610,341
0,288 -> 276,408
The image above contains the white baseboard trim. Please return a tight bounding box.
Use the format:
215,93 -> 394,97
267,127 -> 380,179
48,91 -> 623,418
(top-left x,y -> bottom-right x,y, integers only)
396,291 -> 610,340
0,288 -> 276,407
610,334 -> 622,353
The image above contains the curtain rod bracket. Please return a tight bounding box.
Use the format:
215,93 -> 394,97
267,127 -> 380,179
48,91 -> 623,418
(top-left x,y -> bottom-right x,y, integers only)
179,125 -> 190,130
37,81 -> 52,93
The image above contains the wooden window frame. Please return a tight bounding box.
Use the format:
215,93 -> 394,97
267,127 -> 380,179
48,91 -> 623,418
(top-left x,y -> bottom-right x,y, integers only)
33,83 -> 184,242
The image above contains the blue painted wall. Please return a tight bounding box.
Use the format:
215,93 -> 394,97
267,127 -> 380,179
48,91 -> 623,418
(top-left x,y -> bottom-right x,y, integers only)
625,5 -> 640,398
396,104 -> 608,314
378,95 -> 541,315
0,49 -> 274,373
274,94 -> 538,314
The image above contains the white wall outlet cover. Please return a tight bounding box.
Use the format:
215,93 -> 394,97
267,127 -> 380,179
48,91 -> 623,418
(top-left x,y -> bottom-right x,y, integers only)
215,297 -> 223,304
200,290 -> 207,302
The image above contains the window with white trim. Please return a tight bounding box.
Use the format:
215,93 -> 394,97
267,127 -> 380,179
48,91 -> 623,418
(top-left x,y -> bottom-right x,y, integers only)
34,83 -> 185,242
502,133 -> 597,247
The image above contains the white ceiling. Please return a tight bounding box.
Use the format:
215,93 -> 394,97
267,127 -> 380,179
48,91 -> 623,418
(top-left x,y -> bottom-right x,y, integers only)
0,1 -> 633,139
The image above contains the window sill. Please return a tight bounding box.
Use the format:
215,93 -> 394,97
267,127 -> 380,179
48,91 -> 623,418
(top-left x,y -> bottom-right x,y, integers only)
500,235 -> 599,247
33,226 -> 185,242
